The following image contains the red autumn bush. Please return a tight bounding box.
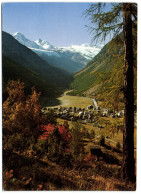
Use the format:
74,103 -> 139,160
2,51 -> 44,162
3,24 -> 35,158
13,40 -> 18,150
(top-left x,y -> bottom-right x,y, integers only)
39,124 -> 71,148
38,124 -> 55,140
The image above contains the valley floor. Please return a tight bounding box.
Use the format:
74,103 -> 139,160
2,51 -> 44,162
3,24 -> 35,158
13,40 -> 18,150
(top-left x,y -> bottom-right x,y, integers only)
48,90 -> 93,108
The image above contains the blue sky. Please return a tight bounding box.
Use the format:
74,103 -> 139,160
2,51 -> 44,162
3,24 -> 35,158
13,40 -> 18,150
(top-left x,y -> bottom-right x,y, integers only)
2,2 -> 109,47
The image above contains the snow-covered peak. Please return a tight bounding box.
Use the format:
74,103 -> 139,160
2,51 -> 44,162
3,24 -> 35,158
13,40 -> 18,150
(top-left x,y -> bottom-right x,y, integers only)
13,32 -> 25,38
35,39 -> 55,50
59,43 -> 103,60
13,32 -> 29,44
12,32 -> 103,61
12,32 -> 43,50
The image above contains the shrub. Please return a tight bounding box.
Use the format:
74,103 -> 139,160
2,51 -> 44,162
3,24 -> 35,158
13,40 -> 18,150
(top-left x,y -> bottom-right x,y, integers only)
39,124 -> 71,146
3,133 -> 35,152
47,128 -> 66,163
38,124 -> 71,162
33,139 -> 48,157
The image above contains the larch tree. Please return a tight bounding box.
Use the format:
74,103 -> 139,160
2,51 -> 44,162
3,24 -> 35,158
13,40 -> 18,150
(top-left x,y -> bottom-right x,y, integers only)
84,3 -> 137,182
3,80 -> 44,142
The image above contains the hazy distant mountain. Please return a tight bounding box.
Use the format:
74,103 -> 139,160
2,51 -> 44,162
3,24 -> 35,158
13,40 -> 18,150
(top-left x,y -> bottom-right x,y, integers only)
12,32 -> 103,73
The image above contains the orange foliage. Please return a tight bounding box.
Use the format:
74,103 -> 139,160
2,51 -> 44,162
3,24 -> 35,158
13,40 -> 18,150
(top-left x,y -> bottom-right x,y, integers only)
3,80 -> 43,139
4,170 -> 14,179
6,80 -> 25,103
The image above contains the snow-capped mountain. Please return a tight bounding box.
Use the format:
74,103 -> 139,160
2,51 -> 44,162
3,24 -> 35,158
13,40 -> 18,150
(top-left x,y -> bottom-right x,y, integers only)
13,32 -> 55,51
13,32 -> 43,50
59,44 -> 103,60
35,39 -> 55,50
12,32 -> 103,73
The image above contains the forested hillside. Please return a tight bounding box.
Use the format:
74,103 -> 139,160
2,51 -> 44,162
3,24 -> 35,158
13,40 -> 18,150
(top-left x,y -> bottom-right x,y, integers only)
2,31 -> 72,99
69,32 -> 137,110
2,55 -> 56,98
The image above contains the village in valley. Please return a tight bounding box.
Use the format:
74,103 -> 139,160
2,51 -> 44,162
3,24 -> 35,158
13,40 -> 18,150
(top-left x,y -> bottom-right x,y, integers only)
41,92 -> 127,160
42,101 -> 124,123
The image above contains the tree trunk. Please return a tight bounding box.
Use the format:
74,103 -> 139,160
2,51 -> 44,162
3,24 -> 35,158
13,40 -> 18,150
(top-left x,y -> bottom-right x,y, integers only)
122,3 -> 135,182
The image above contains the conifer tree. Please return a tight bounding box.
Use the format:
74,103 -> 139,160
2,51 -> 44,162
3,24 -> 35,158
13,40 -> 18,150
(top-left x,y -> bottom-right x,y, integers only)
47,127 -> 66,163
70,123 -> 84,162
84,3 -> 137,182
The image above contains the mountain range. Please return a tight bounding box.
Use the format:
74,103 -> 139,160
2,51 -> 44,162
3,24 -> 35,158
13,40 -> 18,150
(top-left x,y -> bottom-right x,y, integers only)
3,30 -> 136,110
12,32 -> 103,74
2,31 -> 73,100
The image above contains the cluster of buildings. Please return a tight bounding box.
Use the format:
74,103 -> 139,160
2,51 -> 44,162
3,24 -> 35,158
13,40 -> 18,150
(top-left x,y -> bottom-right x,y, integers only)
42,105 -> 124,123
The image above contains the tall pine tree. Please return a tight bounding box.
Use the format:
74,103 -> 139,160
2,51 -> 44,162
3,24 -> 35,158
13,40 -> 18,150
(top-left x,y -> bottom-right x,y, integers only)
84,3 -> 137,182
